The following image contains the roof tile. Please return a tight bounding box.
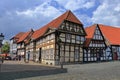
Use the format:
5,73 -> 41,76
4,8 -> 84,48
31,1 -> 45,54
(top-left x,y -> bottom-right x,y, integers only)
85,24 -> 120,46
32,10 -> 83,40
84,24 -> 96,47
99,24 -> 120,45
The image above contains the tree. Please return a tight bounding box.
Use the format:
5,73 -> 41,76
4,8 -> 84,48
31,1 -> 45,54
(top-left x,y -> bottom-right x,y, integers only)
1,41 -> 10,53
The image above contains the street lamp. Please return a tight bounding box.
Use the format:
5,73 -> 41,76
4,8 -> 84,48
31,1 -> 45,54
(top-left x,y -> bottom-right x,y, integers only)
0,33 -> 4,54
58,37 -> 63,69
0,33 -> 4,72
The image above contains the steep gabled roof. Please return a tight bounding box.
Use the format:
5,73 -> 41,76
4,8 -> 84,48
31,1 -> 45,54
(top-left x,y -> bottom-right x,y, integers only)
10,32 -> 25,40
99,24 -> 120,45
84,24 -> 96,47
85,24 -> 120,46
17,31 -> 31,43
32,10 -> 83,40
17,29 -> 34,43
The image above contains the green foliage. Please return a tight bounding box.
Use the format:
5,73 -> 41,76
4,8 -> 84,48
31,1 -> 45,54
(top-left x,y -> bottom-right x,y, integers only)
1,41 -> 10,53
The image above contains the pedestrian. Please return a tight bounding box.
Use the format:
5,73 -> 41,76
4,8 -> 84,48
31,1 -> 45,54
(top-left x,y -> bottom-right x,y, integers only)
18,55 -> 21,61
1,56 -> 4,63
97,53 -> 100,62
25,51 -> 30,63
28,51 -> 30,61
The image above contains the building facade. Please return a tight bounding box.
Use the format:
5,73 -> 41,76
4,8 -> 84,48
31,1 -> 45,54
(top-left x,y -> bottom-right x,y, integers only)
99,24 -> 120,60
10,11 -> 120,66
84,25 -> 107,62
84,24 -> 120,62
10,32 -> 24,54
17,29 -> 34,57
30,10 -> 86,65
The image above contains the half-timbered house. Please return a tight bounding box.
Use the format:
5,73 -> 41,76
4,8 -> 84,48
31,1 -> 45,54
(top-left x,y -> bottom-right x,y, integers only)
10,32 -> 24,54
17,29 -> 34,57
31,10 -> 86,65
99,24 -> 120,60
84,24 -> 120,62
84,24 -> 107,62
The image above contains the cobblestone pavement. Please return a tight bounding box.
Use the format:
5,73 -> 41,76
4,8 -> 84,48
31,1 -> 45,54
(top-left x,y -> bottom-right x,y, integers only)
0,60 -> 120,80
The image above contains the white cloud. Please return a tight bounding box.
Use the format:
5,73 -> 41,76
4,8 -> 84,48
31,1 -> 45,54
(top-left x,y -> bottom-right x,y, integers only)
83,1 -> 95,9
75,13 -> 92,27
55,0 -> 95,11
92,0 -> 120,27
114,4 -> 120,12
16,1 -> 62,18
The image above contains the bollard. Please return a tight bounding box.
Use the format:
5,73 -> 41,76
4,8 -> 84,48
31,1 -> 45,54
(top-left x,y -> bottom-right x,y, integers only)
0,57 -> 3,72
0,64 -> 1,72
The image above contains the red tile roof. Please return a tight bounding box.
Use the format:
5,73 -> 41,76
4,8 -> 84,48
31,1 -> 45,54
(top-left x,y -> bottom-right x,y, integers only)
11,32 -> 25,40
84,24 -> 96,47
32,10 -> 83,40
99,24 -> 120,45
85,24 -> 120,46
17,31 -> 31,43
17,29 -> 34,43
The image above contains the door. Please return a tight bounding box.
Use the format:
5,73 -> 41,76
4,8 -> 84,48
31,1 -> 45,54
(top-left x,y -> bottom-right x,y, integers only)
114,52 -> 118,60
39,48 -> 41,62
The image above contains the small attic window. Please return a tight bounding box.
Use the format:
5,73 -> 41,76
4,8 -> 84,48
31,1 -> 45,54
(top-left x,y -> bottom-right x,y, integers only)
71,28 -> 75,32
66,22 -> 69,30
63,26 -> 67,30
61,22 -> 65,29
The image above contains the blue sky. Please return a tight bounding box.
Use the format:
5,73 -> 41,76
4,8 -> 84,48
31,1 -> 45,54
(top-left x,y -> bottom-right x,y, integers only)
0,0 -> 120,40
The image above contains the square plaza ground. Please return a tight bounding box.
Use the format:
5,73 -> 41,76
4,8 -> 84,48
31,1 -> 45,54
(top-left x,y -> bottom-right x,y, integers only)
0,61 -> 120,80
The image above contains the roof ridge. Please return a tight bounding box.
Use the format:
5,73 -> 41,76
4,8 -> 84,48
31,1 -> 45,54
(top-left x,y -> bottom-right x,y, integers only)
98,24 -> 120,29
65,10 -> 71,20
32,10 -> 83,39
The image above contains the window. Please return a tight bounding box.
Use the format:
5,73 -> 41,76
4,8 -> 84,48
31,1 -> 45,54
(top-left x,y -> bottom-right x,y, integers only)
75,49 -> 79,59
66,22 -> 69,30
50,49 -> 54,59
47,35 -> 50,40
74,24 -> 77,32
81,36 -> 85,42
50,34 -> 54,39
71,28 -> 75,32
65,45 -> 69,51
76,36 -> 80,41
66,34 -> 71,40
61,22 -> 65,29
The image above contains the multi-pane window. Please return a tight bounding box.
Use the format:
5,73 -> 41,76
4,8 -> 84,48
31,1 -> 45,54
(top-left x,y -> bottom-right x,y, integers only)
75,49 -> 79,59
50,34 -> 55,39
81,36 -> 85,41
62,22 -> 65,28
74,24 -> 77,32
76,35 -> 80,41
81,36 -> 85,44
66,22 -> 69,30
49,49 -> 54,59
76,25 -> 80,32
66,34 -> 71,40
93,27 -> 103,40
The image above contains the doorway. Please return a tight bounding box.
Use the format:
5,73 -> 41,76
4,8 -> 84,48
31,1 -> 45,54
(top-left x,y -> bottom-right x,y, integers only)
114,52 -> 118,60
39,48 -> 41,62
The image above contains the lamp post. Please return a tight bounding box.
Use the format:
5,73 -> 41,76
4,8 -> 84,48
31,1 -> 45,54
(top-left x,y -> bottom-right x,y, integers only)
58,38 -> 63,69
0,33 -> 4,54
0,33 -> 4,72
